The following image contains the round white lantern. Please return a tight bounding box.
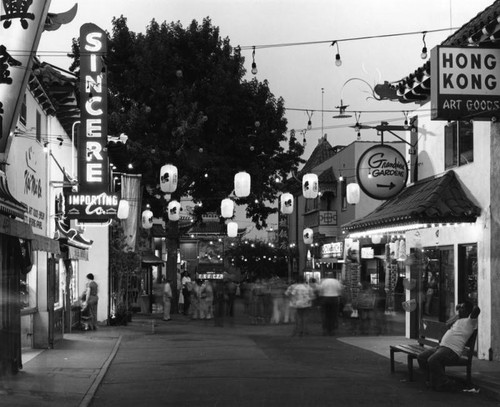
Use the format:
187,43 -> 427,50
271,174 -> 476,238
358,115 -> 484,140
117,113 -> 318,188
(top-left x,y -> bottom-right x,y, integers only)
141,209 -> 153,229
167,200 -> 181,221
117,199 -> 130,219
234,171 -> 251,197
221,198 -> 234,218
303,228 -> 313,244
302,173 -> 318,199
227,221 -> 238,237
160,164 -> 178,193
280,193 -> 294,214
346,183 -> 361,204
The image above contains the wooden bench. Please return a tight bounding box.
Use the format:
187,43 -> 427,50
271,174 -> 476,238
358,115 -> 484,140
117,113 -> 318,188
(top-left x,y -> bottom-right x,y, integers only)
390,319 -> 477,385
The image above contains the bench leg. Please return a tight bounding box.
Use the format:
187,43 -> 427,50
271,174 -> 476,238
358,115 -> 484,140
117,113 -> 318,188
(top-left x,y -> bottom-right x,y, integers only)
407,355 -> 414,381
390,349 -> 395,373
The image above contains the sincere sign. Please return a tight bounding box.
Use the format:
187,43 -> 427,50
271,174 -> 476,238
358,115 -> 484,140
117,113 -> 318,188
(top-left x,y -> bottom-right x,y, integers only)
356,144 -> 408,200
431,46 -> 500,121
66,23 -> 118,222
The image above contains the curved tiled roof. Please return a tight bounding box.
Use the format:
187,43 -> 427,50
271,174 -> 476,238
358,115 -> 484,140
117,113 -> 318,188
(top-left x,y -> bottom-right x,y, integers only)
342,171 -> 480,232
377,1 -> 500,104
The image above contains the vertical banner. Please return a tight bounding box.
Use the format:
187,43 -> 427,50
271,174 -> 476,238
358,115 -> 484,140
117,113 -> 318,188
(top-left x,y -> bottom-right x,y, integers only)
121,174 -> 142,252
0,0 -> 52,155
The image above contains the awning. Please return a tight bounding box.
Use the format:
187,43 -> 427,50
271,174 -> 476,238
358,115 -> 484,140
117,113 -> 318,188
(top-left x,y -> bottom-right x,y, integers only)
141,251 -> 165,265
342,171 -> 481,234
32,234 -> 61,255
0,213 -> 33,240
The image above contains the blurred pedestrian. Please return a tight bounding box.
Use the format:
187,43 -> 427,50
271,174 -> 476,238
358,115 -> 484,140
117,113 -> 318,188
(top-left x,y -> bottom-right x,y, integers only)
225,279 -> 237,317
181,271 -> 192,316
202,280 -> 214,319
318,272 -> 342,335
163,278 -> 173,321
213,279 -> 226,327
286,276 -> 314,336
85,273 -> 99,330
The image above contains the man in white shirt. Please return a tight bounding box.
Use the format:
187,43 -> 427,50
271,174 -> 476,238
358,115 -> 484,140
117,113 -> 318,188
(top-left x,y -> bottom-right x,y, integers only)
318,272 -> 343,335
417,301 -> 480,391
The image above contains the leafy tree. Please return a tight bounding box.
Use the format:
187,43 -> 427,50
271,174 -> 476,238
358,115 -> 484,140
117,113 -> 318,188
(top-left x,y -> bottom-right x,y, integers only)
70,16 -> 304,294
108,220 -> 141,323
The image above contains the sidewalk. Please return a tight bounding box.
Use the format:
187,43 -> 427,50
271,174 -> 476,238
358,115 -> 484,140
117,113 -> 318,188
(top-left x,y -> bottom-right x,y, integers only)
1,311 -> 499,406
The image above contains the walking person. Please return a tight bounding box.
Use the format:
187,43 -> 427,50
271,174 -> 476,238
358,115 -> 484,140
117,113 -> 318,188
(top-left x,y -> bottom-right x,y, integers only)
163,278 -> 173,321
318,271 -> 343,336
286,276 -> 314,337
85,273 -> 99,330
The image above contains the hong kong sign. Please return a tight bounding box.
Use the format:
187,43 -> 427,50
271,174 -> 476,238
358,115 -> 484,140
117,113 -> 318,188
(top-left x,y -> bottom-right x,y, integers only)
66,23 -> 117,222
431,46 -> 500,121
356,145 -> 408,200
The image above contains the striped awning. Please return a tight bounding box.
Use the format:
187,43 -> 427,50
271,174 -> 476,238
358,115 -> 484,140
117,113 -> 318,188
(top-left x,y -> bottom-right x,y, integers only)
0,171 -> 27,219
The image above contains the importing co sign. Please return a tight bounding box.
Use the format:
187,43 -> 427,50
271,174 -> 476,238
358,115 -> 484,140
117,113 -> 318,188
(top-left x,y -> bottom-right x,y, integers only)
431,46 -> 500,121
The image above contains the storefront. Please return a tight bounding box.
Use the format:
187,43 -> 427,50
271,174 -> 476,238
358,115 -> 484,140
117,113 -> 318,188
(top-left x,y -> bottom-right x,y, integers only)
342,170 -> 481,338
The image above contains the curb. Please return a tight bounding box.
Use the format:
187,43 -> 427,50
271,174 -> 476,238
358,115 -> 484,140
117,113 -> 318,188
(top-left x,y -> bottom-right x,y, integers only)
79,335 -> 122,407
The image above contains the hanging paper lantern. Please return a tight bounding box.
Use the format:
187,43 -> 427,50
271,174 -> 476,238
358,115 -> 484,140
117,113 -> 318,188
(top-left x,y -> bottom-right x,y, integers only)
346,183 -> 361,204
302,173 -> 318,199
221,198 -> 234,218
141,209 -> 153,229
117,200 -> 130,219
234,171 -> 251,197
227,221 -> 238,237
303,228 -> 313,244
160,164 -> 178,193
167,200 -> 181,221
371,234 -> 382,244
280,193 -> 294,214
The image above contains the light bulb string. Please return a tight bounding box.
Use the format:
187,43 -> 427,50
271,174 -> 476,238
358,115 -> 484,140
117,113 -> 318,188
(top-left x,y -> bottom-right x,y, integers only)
239,27 -> 457,51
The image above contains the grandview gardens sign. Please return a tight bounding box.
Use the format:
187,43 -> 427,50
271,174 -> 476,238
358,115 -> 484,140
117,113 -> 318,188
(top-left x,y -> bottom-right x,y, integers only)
431,46 -> 500,121
66,23 -> 118,222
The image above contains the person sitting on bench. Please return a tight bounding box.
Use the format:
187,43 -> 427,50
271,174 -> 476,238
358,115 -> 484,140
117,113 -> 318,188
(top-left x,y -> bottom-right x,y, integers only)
417,301 -> 480,391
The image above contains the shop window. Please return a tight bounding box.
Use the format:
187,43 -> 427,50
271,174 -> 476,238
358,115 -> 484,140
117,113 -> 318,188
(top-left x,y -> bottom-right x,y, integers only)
341,181 -> 347,210
458,244 -> 478,305
444,121 -> 473,169
305,196 -> 319,212
422,246 -> 455,323
19,94 -> 27,126
36,110 -> 41,142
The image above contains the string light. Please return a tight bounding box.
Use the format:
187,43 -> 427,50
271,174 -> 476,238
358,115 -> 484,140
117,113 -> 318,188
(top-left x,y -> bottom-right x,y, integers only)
251,46 -> 258,75
332,41 -> 342,67
421,31 -> 428,59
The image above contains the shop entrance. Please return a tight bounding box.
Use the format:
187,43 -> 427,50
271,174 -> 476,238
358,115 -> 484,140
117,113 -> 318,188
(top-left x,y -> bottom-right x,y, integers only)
422,246 -> 454,322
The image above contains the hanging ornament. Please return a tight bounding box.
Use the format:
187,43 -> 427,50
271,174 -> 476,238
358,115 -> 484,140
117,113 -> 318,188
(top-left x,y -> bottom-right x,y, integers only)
141,209 -> 153,229
303,228 -> 313,244
346,183 -> 361,204
167,200 -> 181,221
160,164 -> 178,193
280,193 -> 294,214
221,198 -> 234,218
234,171 -> 251,197
302,173 -> 318,199
227,221 -> 238,237
117,200 -> 130,219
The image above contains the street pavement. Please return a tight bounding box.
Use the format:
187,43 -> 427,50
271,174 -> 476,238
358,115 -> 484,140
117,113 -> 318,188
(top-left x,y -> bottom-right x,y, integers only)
1,301 -> 499,407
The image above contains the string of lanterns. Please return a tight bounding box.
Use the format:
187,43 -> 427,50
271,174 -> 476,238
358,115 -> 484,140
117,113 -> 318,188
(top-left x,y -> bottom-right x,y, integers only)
132,163 -> 362,245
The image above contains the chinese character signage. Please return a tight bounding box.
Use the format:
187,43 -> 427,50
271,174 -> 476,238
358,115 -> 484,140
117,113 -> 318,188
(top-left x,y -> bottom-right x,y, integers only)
431,46 -> 500,121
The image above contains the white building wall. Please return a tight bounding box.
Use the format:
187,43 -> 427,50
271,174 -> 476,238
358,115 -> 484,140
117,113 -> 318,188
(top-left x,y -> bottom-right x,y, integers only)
408,106 -> 492,359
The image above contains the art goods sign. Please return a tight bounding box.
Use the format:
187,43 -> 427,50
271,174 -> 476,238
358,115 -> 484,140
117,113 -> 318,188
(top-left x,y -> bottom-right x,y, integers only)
356,145 -> 408,200
66,23 -> 118,222
431,46 -> 500,121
